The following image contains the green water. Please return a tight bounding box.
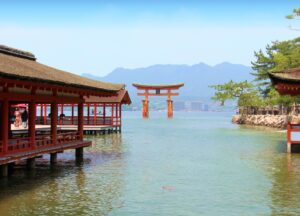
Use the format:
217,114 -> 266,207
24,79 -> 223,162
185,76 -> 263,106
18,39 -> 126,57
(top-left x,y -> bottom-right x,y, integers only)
0,111 -> 299,216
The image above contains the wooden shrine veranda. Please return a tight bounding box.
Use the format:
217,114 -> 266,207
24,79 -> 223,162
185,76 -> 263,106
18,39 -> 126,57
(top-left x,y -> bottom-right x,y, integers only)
0,45 -> 130,176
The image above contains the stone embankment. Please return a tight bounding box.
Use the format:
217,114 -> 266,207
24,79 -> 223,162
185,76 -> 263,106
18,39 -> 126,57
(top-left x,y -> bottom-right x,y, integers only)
232,114 -> 300,128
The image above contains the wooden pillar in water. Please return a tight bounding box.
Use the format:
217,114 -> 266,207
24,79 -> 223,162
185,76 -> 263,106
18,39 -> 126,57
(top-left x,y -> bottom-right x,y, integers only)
167,99 -> 173,118
287,123 -> 292,153
50,153 -> 57,165
142,100 -> 149,118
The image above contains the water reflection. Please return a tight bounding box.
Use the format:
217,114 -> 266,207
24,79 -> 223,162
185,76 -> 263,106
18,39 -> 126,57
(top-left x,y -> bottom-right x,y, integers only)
0,133 -> 126,216
270,151 -> 300,215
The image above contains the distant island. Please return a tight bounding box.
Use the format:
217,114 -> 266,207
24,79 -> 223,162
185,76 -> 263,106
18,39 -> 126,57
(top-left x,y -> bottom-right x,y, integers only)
83,62 -> 252,111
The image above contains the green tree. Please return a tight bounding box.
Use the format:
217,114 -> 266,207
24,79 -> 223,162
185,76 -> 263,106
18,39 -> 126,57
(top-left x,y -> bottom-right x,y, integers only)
210,80 -> 262,106
251,37 -> 300,96
286,8 -> 300,20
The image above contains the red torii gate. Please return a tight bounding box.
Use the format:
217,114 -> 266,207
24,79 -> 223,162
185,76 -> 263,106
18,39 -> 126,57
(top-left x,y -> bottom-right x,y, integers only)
132,83 -> 184,118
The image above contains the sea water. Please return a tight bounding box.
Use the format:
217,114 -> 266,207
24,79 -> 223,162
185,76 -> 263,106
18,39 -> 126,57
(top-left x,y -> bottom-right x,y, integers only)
0,111 -> 299,216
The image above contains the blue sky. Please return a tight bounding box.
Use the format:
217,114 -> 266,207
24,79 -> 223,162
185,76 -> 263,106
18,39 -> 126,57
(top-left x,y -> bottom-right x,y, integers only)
1,1 -> 300,76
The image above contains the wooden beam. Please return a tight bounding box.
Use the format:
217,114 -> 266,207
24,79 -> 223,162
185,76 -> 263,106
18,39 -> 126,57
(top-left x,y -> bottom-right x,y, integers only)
0,92 -> 84,103
137,93 -> 179,97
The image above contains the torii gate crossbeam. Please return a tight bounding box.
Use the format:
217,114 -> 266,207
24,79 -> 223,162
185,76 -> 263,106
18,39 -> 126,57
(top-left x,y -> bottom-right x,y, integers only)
132,83 -> 184,118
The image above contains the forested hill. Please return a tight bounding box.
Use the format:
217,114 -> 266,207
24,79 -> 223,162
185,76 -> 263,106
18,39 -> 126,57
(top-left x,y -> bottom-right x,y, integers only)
83,62 -> 253,100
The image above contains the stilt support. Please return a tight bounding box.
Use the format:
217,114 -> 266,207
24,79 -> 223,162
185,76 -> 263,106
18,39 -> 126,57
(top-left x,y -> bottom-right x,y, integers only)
76,147 -> 84,161
0,164 -> 8,177
50,153 -> 57,165
142,99 -> 149,118
167,99 -> 173,118
26,158 -> 36,169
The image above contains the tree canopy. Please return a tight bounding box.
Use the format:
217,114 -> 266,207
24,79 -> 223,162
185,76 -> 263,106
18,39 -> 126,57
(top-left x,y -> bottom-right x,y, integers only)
211,37 -> 300,107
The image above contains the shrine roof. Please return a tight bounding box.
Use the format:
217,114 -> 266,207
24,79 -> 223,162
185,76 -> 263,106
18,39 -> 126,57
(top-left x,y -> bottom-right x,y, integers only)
84,89 -> 131,104
269,68 -> 300,84
0,45 -> 124,93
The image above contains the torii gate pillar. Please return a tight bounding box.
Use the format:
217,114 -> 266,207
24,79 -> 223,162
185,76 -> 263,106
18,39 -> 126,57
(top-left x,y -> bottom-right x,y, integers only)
142,99 -> 149,118
167,99 -> 173,118
133,83 -> 184,119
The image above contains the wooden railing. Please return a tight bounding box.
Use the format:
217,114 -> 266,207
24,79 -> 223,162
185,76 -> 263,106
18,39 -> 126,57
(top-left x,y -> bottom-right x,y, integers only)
35,134 -> 53,148
57,132 -> 80,144
0,132 -> 81,155
7,137 -> 31,153
35,116 -> 120,126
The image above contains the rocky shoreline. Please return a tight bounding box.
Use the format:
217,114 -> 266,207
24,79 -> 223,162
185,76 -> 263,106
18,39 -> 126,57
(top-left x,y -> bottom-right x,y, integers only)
232,114 -> 300,128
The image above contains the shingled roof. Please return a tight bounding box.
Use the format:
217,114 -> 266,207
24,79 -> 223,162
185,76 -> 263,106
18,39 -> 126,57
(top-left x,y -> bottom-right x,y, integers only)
269,68 -> 300,84
84,89 -> 131,104
0,45 -> 124,92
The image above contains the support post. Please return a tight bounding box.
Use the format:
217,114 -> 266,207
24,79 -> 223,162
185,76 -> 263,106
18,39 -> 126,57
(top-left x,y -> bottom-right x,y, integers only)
103,103 -> 106,124
75,147 -> 84,162
29,100 -> 36,149
26,158 -> 36,169
167,99 -> 173,118
142,99 -> 149,118
78,100 -> 84,141
50,153 -> 57,165
40,104 -> 43,124
0,164 -> 8,177
1,99 -> 9,154
94,103 -> 97,125
51,102 -> 58,145
43,104 -> 47,124
119,104 -> 122,128
71,104 -> 74,125
287,123 -> 292,153
87,103 -> 90,125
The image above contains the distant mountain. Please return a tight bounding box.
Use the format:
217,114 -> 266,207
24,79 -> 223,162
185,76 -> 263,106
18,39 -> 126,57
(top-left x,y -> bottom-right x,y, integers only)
83,62 -> 253,102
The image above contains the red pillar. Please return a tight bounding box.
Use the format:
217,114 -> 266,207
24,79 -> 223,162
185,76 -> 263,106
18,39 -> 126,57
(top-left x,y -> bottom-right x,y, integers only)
29,101 -> 36,149
111,103 -> 114,126
94,103 -> 97,125
71,104 -> 74,125
119,104 -> 122,127
167,99 -> 173,118
87,103 -> 90,125
142,100 -> 149,118
78,101 -> 84,140
40,104 -> 43,124
115,103 -> 119,126
103,103 -> 106,125
51,102 -> 58,145
1,99 -> 9,154
43,104 -> 47,124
